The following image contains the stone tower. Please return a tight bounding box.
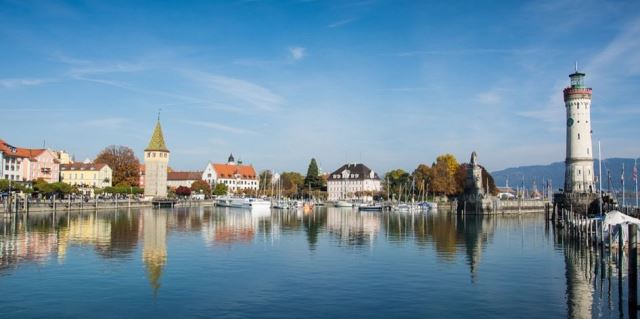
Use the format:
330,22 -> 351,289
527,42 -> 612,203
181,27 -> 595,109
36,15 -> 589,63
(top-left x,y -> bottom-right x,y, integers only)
563,66 -> 595,194
144,119 -> 170,198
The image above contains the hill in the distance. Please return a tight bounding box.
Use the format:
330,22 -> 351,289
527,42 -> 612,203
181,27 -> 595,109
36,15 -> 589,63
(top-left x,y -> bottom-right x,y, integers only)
491,158 -> 639,192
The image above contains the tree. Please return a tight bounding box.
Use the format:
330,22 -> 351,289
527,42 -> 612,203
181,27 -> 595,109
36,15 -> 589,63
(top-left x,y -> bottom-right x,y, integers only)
280,172 -> 304,197
384,169 -> 410,200
191,180 -> 211,195
213,183 -> 228,196
304,158 -> 323,190
175,186 -> 191,197
412,164 -> 433,197
95,145 -> 140,186
258,170 -> 273,196
430,154 -> 459,196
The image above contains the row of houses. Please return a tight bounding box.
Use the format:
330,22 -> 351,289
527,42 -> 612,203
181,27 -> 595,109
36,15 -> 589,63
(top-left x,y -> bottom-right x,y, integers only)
4,135 -> 383,199
0,138 -> 113,189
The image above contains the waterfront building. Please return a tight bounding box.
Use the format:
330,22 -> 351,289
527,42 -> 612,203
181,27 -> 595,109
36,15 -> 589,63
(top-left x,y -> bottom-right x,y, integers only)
0,139 -> 60,183
327,163 -> 381,201
563,66 -> 596,194
1,139 -> 35,181
27,149 -> 60,183
201,154 -> 259,194
143,119 -> 170,199
167,171 -> 203,189
60,162 -> 113,189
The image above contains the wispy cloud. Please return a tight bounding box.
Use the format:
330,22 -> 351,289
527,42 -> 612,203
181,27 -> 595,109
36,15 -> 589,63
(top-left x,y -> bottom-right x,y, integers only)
184,120 -> 256,134
587,17 -> 640,77
289,47 -> 306,60
328,18 -> 356,28
67,62 -> 145,78
0,78 -> 53,89
81,117 -> 129,129
182,71 -> 284,111
476,90 -> 503,105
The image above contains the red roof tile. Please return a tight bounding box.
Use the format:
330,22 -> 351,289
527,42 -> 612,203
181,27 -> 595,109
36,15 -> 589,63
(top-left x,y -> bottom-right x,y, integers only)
212,164 -> 257,180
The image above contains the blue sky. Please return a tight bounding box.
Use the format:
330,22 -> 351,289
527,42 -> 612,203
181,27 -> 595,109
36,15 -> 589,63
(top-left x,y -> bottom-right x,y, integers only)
0,0 -> 639,174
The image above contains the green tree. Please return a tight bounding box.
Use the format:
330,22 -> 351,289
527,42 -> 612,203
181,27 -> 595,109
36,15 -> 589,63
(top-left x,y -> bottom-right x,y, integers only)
191,180 -> 211,195
384,169 -> 410,200
304,158 -> 323,190
430,154 -> 459,196
213,183 -> 228,196
95,145 -> 141,186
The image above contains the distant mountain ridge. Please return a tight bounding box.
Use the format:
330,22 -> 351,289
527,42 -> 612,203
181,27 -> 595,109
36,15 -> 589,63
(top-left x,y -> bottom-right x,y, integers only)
491,158 -> 639,192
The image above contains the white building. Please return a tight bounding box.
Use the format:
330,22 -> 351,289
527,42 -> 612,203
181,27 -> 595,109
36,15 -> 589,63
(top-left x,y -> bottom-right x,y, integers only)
202,154 -> 259,194
327,163 -> 382,201
563,67 -> 595,193
144,119 -> 170,199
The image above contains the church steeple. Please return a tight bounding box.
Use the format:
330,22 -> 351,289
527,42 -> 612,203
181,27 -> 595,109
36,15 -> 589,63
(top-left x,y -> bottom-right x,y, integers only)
145,120 -> 169,152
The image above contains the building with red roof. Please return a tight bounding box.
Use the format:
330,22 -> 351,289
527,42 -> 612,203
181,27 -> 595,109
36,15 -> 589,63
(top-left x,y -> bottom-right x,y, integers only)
0,139 -> 60,183
202,154 -> 259,194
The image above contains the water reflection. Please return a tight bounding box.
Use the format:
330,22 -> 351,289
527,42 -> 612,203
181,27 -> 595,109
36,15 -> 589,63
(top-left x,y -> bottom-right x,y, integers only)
142,211 -> 167,296
0,209 -> 510,277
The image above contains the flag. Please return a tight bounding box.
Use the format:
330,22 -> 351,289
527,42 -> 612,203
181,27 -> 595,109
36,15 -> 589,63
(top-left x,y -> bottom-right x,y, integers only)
621,163 -> 625,184
633,161 -> 638,182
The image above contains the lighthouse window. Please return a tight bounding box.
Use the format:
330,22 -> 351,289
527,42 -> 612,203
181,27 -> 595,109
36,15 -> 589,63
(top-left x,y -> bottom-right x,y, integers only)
578,133 -> 581,140
587,148 -> 590,155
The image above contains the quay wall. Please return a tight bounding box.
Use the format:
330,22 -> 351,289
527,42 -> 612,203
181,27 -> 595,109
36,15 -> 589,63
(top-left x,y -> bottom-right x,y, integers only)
1,199 -> 215,214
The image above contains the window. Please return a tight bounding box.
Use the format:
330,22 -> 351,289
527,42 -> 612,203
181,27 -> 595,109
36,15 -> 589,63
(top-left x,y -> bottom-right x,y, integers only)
587,148 -> 590,155
577,133 -> 580,140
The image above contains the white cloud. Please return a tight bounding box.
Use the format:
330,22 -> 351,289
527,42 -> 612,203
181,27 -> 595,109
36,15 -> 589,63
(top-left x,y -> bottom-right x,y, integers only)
182,71 -> 284,111
289,47 -> 306,60
476,90 -> 503,105
0,78 -> 53,89
328,18 -> 356,28
185,120 -> 255,134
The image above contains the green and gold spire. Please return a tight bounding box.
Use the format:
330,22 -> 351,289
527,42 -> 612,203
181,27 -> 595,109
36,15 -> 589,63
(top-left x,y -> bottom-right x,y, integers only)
145,120 -> 169,152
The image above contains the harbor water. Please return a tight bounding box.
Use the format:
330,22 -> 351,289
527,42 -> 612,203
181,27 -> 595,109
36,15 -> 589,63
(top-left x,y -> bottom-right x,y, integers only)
0,207 -> 630,318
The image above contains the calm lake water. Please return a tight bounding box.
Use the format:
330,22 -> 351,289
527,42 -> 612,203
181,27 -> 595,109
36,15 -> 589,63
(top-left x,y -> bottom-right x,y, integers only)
0,207 -> 629,318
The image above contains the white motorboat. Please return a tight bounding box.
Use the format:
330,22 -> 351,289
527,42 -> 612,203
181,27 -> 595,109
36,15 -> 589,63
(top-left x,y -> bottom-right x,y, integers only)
334,200 -> 353,208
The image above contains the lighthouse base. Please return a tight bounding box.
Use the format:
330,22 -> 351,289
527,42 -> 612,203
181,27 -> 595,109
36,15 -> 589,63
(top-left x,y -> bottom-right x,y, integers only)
553,192 -> 600,216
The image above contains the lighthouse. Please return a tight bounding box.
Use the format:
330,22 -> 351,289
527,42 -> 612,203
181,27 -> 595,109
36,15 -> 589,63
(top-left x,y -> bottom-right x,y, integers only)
563,65 -> 595,194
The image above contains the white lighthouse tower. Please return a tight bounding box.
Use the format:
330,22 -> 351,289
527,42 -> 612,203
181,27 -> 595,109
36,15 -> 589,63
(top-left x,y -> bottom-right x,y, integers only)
563,65 -> 595,194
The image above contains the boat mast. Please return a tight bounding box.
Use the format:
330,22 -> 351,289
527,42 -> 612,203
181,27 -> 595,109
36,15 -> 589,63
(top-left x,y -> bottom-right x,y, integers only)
598,141 -> 603,216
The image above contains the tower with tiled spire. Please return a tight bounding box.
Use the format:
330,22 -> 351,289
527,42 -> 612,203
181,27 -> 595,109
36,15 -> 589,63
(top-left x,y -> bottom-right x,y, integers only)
144,117 -> 170,198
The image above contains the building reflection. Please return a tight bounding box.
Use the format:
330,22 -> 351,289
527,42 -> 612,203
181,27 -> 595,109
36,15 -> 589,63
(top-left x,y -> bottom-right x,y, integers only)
201,208 -> 271,246
326,208 -> 380,248
141,210 -> 167,297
